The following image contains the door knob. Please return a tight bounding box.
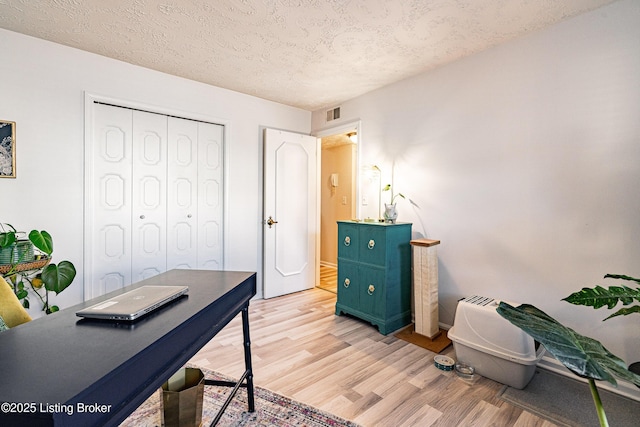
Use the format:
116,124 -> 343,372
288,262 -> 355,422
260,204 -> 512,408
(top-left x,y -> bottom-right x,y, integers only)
266,216 -> 278,228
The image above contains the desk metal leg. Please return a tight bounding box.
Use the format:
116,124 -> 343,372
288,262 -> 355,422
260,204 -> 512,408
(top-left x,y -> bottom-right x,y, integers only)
242,306 -> 255,412
206,305 -> 255,426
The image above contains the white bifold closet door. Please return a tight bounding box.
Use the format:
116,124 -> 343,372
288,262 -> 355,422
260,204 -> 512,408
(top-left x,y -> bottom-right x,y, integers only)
86,103 -> 223,299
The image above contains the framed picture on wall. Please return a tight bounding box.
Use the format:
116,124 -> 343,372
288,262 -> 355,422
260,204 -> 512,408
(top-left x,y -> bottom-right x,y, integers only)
0,120 -> 16,178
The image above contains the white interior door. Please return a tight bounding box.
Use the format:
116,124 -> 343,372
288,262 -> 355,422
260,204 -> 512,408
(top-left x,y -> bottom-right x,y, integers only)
196,121 -> 224,269
166,118 -> 224,270
263,128 -> 318,299
132,110 -> 168,282
85,99 -> 225,299
166,117 -> 198,270
90,103 -> 134,296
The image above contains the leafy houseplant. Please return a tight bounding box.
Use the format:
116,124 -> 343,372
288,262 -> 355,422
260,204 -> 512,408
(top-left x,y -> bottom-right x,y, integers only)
563,273 -> 640,381
0,223 -> 76,314
497,293 -> 640,427
563,274 -> 640,320
382,183 -> 405,205
382,184 -> 405,223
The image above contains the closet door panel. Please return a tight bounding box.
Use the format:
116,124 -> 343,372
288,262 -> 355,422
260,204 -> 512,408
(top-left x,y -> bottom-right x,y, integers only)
92,104 -> 133,295
167,117 -> 198,269
132,111 -> 168,282
86,101 -> 225,299
197,122 -> 224,269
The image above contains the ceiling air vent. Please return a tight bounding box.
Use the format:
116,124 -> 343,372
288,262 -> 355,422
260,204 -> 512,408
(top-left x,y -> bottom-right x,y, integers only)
326,106 -> 341,122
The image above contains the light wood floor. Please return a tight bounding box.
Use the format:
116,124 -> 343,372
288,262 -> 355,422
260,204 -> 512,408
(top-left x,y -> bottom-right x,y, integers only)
190,287 -> 557,427
317,264 -> 337,293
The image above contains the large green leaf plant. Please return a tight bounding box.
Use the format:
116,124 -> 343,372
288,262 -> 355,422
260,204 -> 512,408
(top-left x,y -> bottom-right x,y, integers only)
497,274 -> 640,427
563,274 -> 640,320
0,223 -> 76,314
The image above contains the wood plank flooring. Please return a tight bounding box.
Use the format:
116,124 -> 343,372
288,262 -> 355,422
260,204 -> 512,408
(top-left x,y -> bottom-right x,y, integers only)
190,286 -> 557,427
317,264 -> 337,293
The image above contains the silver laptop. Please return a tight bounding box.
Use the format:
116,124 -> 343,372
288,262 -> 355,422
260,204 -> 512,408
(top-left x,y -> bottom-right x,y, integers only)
76,285 -> 188,321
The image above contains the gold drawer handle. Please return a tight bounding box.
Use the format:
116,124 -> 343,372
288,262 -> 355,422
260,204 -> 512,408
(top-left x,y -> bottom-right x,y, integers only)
344,278 -> 351,288
368,239 -> 375,249
368,284 -> 375,295
344,236 -> 351,246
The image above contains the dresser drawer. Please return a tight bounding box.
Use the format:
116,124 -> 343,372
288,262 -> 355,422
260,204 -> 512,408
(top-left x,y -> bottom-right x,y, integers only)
337,223 -> 359,261
358,266 -> 385,318
358,226 -> 387,266
337,262 -> 385,318
337,261 -> 358,308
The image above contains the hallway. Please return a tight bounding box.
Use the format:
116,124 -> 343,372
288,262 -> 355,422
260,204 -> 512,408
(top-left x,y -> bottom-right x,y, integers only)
317,264 -> 337,294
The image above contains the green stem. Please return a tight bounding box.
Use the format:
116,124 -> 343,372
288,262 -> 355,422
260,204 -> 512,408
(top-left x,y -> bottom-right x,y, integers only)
28,279 -> 48,311
588,378 -> 609,427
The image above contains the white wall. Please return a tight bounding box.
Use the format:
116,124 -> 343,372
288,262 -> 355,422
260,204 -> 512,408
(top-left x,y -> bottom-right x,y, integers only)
313,0 -> 640,368
0,28 -> 311,310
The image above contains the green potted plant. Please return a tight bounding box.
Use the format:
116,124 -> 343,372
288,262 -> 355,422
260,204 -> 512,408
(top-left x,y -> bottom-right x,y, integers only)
382,184 -> 406,223
0,223 -> 76,314
497,278 -> 640,427
563,273 -> 640,376
382,183 -> 406,205
563,274 -> 640,320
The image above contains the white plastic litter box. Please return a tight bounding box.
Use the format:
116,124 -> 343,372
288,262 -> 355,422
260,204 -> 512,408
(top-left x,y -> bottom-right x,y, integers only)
448,295 -> 545,389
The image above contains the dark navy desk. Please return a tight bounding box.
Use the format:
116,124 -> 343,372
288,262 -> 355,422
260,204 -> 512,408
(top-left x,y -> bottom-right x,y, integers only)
0,269 -> 257,426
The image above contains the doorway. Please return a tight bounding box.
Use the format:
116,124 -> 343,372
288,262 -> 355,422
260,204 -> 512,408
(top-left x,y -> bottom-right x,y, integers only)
316,123 -> 359,294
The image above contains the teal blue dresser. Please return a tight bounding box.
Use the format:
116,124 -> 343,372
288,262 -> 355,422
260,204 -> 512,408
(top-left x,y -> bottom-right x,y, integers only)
335,221 -> 412,335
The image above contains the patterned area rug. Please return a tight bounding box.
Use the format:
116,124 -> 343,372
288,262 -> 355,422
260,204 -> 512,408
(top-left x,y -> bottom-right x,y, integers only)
121,366 -> 361,427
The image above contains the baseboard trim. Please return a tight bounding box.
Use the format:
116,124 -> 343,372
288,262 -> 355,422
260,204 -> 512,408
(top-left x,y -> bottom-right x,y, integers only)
439,322 -> 452,331
440,322 -> 640,402
536,355 -> 640,402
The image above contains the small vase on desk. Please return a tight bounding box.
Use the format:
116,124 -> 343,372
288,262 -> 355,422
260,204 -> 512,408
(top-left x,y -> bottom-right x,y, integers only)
384,203 -> 398,223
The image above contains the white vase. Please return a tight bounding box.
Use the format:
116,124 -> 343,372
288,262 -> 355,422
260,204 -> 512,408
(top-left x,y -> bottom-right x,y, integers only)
384,203 -> 398,223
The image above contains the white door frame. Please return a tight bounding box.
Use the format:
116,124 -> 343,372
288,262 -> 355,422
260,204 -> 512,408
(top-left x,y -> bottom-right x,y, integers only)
83,92 -> 229,300
314,119 -> 362,276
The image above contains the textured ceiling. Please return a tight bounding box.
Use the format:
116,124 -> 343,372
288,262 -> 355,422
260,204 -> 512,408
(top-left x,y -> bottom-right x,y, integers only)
0,0 -> 617,111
